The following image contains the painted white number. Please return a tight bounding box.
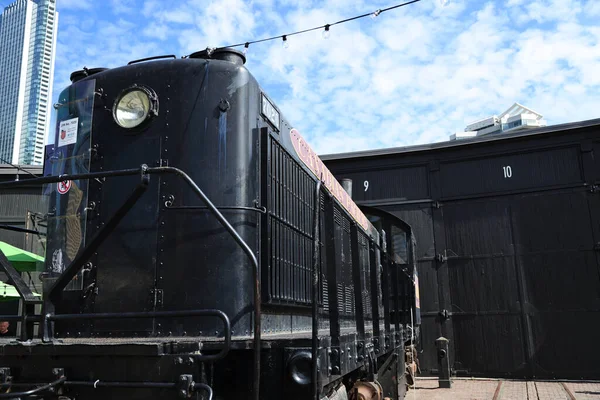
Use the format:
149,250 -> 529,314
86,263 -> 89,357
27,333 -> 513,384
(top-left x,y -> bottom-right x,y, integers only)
364,180 -> 369,192
503,166 -> 512,178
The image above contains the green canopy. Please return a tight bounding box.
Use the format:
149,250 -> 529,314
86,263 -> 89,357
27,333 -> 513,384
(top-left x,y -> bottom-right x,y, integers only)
0,281 -> 41,302
0,241 -> 44,272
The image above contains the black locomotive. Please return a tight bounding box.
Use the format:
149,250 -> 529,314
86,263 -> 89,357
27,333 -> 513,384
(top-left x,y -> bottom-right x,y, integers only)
0,48 -> 420,400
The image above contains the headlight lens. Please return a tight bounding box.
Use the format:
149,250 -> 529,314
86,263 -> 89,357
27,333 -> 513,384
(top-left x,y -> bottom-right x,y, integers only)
113,86 -> 157,129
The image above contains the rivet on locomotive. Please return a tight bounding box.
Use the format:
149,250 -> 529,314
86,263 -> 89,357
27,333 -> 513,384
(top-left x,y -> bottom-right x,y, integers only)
0,48 -> 421,400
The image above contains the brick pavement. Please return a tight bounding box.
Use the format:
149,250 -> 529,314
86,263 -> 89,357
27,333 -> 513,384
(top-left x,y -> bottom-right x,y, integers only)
410,378 -> 600,399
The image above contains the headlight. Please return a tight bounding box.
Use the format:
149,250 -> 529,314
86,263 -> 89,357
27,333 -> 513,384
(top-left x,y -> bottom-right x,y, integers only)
112,85 -> 158,129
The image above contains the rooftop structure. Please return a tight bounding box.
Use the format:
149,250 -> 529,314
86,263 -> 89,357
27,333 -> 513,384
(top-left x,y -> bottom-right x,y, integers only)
450,102 -> 547,140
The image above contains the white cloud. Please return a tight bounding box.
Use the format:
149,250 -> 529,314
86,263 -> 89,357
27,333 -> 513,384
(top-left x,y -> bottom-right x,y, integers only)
56,0 -> 93,10
585,0 -> 600,16
110,0 -> 136,14
142,24 -> 170,40
51,0 -> 600,155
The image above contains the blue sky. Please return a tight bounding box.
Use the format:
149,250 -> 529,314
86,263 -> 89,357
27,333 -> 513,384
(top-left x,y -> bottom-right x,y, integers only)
6,0 -> 599,154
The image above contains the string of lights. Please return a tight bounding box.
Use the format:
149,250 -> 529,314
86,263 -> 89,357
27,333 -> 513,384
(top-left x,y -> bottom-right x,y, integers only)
208,0 -> 425,54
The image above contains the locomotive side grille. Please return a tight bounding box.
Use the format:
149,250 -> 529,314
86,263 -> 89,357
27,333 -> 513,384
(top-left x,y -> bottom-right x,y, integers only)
359,231 -> 373,320
335,209 -> 356,319
268,139 -> 317,306
322,275 -> 329,311
320,192 -> 328,312
342,215 -> 351,233
345,286 -> 354,314
333,206 -> 342,226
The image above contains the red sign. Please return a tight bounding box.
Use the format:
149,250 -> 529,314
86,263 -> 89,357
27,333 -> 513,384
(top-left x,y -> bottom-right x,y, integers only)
57,180 -> 71,194
290,128 -> 370,230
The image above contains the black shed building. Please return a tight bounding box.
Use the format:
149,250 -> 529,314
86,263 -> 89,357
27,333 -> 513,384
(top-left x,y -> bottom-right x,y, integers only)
0,164 -> 46,333
321,118 -> 600,379
0,164 -> 45,252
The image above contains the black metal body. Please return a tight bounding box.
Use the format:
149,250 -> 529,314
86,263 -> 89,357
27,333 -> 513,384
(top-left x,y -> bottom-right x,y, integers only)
322,119 -> 600,379
0,49 -> 420,399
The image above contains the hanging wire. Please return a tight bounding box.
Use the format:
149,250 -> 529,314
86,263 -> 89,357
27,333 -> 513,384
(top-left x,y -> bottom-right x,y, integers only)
0,156 -> 40,178
209,0 -> 422,53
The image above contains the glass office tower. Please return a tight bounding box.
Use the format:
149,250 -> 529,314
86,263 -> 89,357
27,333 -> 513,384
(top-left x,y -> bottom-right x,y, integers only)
0,0 -> 58,165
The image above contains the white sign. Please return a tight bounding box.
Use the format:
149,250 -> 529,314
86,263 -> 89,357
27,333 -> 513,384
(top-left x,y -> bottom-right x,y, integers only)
58,117 -> 79,147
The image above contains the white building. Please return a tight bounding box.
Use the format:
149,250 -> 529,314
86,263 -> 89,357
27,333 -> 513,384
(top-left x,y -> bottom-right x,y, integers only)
0,0 -> 58,165
450,103 -> 547,141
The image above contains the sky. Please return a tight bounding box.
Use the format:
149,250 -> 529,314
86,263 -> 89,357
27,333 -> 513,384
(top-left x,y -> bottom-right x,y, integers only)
6,0 -> 600,155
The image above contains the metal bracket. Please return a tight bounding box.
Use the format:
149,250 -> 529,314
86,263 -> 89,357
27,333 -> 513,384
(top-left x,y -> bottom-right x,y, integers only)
52,368 -> 65,396
395,331 -> 402,343
373,337 -> 381,355
439,309 -> 451,320
365,343 -> 377,381
164,194 -> 175,208
177,374 -> 193,399
94,87 -> 105,99
329,347 -> 341,375
356,341 -> 365,363
589,184 -> 599,193
436,253 -> 448,263
218,99 -> 231,112
151,289 -> 164,308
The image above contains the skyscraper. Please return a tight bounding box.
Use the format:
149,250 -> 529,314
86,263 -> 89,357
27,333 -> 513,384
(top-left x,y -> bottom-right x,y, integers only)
0,0 -> 57,165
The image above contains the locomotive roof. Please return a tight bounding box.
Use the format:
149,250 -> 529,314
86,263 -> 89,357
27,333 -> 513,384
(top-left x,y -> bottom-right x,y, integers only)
320,117 -> 600,161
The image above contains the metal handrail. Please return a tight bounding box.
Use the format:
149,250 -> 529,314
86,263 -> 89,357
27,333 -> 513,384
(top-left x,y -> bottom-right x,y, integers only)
0,376 -> 213,400
0,164 -> 261,397
311,180 -> 322,400
146,166 -> 262,400
0,376 -> 66,399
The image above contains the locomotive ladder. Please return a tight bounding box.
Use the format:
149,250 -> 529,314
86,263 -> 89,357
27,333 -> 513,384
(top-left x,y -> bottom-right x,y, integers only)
0,164 -> 261,400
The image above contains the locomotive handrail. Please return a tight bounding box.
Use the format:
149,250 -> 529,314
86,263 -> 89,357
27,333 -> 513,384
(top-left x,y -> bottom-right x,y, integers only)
0,376 -> 66,399
127,54 -> 177,65
0,376 -> 213,400
311,179 -> 322,400
47,166 -> 150,302
0,164 -> 261,398
0,167 -> 142,188
146,166 -> 262,400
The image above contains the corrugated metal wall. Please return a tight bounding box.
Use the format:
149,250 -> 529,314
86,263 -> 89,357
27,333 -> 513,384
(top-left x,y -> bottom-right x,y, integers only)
324,124 -> 600,379
0,185 -> 46,253
0,169 -> 46,335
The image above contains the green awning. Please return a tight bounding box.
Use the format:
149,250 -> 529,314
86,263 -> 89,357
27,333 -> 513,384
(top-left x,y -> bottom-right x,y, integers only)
0,281 -> 41,302
0,241 -> 44,272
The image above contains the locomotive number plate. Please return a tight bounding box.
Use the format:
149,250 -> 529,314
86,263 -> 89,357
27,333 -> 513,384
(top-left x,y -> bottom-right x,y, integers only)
261,94 -> 280,131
